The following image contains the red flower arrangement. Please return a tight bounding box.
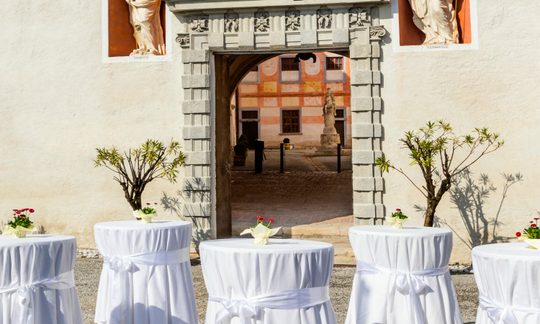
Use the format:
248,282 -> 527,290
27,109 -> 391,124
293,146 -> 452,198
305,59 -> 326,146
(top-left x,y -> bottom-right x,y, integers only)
516,218 -> 540,239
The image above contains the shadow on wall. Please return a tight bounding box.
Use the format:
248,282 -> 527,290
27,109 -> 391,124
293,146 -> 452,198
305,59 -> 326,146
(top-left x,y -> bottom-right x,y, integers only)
416,169 -> 523,249
160,177 -> 212,254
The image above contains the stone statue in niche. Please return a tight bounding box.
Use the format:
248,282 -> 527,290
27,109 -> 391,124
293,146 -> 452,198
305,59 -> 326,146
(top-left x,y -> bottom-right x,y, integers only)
125,0 -> 165,55
319,89 -> 341,150
407,0 -> 459,44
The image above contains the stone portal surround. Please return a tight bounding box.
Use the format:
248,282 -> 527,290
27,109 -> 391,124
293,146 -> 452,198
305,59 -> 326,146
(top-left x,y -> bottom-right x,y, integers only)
169,4 -> 387,236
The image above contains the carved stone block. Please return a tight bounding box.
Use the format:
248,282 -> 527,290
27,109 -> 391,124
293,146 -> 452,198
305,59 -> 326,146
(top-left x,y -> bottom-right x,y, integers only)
225,11 -> 239,33
254,10 -> 270,32
317,7 -> 332,30
285,8 -> 301,31
349,7 -> 371,28
190,14 -> 209,33
175,33 -> 190,48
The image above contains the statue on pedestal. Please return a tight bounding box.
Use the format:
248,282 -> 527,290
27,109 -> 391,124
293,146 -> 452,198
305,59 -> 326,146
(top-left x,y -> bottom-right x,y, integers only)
125,0 -> 166,55
318,89 -> 341,152
408,0 -> 459,45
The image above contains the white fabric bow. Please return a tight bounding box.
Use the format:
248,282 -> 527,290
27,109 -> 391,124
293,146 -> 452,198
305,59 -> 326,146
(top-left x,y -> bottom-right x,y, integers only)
480,296 -> 540,324
209,286 -> 330,324
99,248 -> 190,323
356,260 -> 448,324
0,271 -> 76,324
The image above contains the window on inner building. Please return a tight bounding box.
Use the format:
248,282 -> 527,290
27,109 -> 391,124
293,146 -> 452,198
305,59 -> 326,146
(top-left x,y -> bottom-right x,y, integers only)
281,109 -> 301,133
326,57 -> 344,70
281,58 -> 299,71
280,57 -> 301,82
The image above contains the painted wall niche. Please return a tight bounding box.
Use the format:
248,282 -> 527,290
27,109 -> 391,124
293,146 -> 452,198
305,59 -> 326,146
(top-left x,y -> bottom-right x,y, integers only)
104,0 -> 171,61
398,0 -> 473,47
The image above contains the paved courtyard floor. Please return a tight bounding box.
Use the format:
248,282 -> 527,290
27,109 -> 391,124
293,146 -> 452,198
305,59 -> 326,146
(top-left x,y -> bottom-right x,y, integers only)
76,258 -> 478,324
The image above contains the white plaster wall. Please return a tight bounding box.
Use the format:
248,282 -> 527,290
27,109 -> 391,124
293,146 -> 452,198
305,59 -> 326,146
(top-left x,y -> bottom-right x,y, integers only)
0,1 -> 185,248
379,1 -> 540,263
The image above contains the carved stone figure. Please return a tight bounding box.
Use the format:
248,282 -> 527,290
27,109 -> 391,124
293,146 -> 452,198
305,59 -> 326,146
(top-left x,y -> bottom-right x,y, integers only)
349,7 -> 370,27
225,12 -> 239,33
407,0 -> 459,44
190,15 -> 209,33
285,9 -> 301,31
317,7 -> 332,30
319,89 -> 341,149
255,10 -> 270,32
125,0 -> 165,56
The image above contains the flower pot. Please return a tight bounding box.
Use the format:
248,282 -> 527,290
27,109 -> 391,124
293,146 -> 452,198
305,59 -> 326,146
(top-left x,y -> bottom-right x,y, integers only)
141,213 -> 155,223
389,217 -> 407,229
4,226 -> 34,238
524,239 -> 540,250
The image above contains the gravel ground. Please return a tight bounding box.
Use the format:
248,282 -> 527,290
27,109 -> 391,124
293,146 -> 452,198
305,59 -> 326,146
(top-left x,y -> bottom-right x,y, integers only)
76,258 -> 478,324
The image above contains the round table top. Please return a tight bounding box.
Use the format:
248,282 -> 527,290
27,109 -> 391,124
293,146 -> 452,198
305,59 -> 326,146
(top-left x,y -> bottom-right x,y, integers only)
473,242 -> 540,260
94,220 -> 191,231
349,225 -> 451,237
200,238 -> 333,254
0,234 -> 75,248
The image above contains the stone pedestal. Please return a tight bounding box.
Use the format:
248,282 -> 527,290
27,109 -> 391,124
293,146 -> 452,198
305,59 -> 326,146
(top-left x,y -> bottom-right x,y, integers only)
317,133 -> 341,155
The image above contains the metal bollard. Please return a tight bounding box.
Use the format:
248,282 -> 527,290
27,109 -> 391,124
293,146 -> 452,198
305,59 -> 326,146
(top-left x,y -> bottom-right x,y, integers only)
280,143 -> 285,173
337,143 -> 342,173
255,140 -> 264,174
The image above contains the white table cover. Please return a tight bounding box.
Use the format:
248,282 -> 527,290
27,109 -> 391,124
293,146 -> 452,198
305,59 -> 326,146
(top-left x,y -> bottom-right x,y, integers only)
472,242 -> 540,324
345,226 -> 462,324
0,234 -> 83,324
94,220 -> 197,324
200,238 -> 337,324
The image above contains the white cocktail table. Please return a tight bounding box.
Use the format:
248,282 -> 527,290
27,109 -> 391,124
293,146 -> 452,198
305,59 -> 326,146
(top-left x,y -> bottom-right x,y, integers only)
473,242 -> 540,324
94,220 -> 197,324
0,234 -> 83,324
200,238 -> 337,324
345,225 -> 462,324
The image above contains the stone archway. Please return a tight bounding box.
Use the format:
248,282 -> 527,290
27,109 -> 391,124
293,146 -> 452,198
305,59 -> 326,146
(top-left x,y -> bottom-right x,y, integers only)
166,1 -> 387,238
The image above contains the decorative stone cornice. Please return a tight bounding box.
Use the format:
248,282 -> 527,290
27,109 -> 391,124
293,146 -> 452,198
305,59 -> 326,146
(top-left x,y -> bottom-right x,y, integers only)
166,0 -> 390,13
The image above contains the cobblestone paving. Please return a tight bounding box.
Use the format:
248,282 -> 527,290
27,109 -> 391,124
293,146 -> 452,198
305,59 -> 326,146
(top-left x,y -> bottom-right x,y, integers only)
76,259 -> 478,324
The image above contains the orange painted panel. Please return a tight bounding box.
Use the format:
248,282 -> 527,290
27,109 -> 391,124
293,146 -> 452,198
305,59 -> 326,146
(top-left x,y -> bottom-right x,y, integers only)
398,0 -> 425,46
457,0 -> 472,44
303,116 -> 324,124
261,116 -> 280,125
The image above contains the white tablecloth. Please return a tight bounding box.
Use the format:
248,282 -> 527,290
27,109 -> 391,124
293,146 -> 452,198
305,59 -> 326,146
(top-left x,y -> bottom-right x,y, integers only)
200,238 -> 337,324
0,234 -> 83,324
345,226 -> 462,324
94,220 -> 197,324
472,243 -> 540,324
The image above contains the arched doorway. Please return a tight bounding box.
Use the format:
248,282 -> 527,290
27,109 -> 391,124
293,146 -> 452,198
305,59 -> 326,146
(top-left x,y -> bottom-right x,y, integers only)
170,4 -> 388,238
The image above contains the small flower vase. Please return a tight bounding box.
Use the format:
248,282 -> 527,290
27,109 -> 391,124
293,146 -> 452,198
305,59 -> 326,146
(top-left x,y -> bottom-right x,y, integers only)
524,239 -> 540,250
389,217 -> 406,229
141,213 -> 155,223
5,226 -> 34,238
240,223 -> 281,245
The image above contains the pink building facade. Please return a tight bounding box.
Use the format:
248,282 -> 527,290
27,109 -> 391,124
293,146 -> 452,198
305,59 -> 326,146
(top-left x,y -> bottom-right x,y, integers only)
235,52 -> 351,149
